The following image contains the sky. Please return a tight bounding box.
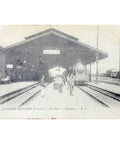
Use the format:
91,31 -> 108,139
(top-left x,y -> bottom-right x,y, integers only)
0,25 -> 119,74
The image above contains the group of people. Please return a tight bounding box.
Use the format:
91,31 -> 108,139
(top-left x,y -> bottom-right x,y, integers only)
40,67 -> 75,96
53,72 -> 75,96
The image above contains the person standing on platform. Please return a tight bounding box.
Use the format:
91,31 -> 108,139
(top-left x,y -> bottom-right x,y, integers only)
57,75 -> 64,93
67,74 -> 74,96
40,75 -> 46,97
67,67 -> 73,89
67,74 -> 70,90
62,74 -> 66,85
68,67 -> 73,75
40,75 -> 45,87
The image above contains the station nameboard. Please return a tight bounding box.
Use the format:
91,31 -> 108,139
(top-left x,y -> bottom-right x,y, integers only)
43,50 -> 60,55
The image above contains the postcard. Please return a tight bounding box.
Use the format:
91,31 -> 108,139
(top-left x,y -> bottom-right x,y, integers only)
0,25 -> 119,119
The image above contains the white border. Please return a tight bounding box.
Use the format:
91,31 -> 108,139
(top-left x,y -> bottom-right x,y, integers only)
0,0 -> 120,144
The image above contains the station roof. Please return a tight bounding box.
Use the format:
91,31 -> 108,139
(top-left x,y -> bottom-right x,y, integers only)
25,28 -> 79,41
6,28 -> 108,65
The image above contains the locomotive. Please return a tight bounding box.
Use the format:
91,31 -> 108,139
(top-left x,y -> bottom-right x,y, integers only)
72,62 -> 89,86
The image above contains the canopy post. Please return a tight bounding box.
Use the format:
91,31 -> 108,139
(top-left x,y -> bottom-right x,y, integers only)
85,65 -> 87,75
96,25 -> 99,84
89,63 -> 92,82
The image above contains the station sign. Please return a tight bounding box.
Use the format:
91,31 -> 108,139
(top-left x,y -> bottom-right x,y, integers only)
43,50 -> 60,55
6,64 -> 13,69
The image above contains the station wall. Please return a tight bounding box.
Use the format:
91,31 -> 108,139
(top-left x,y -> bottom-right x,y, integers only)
5,34 -> 80,81
0,49 -> 5,78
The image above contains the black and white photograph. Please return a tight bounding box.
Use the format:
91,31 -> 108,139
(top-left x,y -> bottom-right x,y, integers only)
0,25 -> 120,119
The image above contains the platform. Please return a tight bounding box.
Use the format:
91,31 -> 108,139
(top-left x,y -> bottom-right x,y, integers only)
0,82 -> 37,97
0,82 -> 120,119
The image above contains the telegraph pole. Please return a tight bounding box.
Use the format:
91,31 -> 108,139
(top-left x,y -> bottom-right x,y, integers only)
96,25 -> 99,84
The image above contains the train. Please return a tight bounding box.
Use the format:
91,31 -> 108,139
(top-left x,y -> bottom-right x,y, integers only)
70,62 -> 89,86
48,62 -> 89,86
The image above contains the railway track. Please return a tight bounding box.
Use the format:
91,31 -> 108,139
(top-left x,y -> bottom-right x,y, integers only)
88,85 -> 120,101
19,88 -> 42,107
78,85 -> 120,108
0,82 -> 40,105
0,82 -> 50,107
19,84 -> 50,107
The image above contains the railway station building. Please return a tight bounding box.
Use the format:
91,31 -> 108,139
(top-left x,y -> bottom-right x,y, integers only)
4,28 -> 108,81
